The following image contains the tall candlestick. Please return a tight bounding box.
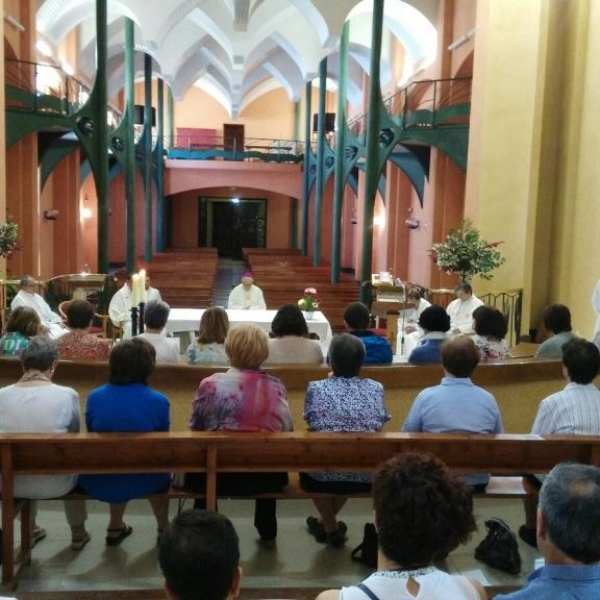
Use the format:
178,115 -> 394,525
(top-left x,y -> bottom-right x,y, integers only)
139,269 -> 147,302
131,273 -> 141,306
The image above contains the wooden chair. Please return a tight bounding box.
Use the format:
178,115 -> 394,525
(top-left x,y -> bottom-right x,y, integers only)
58,300 -> 107,338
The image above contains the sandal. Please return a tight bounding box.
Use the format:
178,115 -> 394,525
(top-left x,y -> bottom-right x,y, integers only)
105,524 -> 133,547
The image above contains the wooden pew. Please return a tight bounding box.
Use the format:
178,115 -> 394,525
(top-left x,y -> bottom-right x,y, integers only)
2,431 -> 600,586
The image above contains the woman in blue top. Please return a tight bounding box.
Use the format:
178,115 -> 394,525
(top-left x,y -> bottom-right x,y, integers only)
302,333 -> 390,547
79,338 -> 171,546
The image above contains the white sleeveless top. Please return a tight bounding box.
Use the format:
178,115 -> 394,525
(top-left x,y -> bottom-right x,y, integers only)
340,568 -> 480,600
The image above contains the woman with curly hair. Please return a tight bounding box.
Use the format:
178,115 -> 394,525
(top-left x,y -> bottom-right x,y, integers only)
317,452 -> 485,600
472,305 -> 510,360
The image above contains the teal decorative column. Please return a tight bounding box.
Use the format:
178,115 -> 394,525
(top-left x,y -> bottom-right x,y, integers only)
143,53 -> 153,262
124,18 -> 136,273
156,78 -> 165,252
360,0 -> 385,295
291,197 -> 298,249
331,21 -> 349,283
95,0 -> 109,272
167,87 -> 174,149
301,81 -> 312,255
313,58 -> 327,267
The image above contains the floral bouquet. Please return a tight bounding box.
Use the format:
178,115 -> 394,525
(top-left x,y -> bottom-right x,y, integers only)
0,221 -> 20,258
298,287 -> 319,312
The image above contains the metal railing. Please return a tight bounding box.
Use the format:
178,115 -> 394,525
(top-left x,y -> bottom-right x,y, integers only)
348,76 -> 472,138
5,58 -> 121,125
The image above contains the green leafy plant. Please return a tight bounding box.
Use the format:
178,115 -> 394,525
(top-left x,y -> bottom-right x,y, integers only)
429,219 -> 506,282
0,221 -> 20,258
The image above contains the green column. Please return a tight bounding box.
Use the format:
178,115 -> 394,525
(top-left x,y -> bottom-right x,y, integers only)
95,0 -> 109,272
291,197 -> 298,249
168,87 -> 174,149
293,101 -> 301,142
360,0 -> 385,293
124,18 -> 136,273
143,53 -> 153,262
156,78 -> 165,252
313,58 -> 327,267
301,81 -> 312,255
331,21 -> 349,283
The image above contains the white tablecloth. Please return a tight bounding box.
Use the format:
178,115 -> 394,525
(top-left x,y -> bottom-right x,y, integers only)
166,308 -> 333,344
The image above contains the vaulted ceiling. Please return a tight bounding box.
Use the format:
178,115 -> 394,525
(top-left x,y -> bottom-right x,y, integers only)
37,0 -> 438,118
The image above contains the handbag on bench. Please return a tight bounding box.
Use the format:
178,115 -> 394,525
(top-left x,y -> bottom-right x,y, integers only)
474,517 -> 521,575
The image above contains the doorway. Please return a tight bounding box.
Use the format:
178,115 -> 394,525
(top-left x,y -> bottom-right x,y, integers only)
198,197 -> 266,258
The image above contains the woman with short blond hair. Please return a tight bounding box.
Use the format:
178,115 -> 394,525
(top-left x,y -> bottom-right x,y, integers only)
186,307 -> 229,364
187,323 -> 292,544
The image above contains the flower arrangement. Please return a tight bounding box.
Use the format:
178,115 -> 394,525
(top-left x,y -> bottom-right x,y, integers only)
298,287 -> 319,312
429,218 -> 506,282
0,221 -> 20,258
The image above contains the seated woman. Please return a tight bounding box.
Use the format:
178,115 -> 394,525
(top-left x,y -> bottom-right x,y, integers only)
186,307 -> 229,364
136,300 -> 180,363
408,305 -> 450,364
56,300 -> 111,360
472,305 -> 511,360
79,338 -> 171,546
535,303 -> 578,359
0,306 -> 42,357
302,333 -> 389,547
266,303 -> 324,364
186,323 -> 293,544
0,336 -> 90,550
316,453 -> 485,600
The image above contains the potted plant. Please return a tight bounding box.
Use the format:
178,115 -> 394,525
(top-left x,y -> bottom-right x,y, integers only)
298,287 -> 319,320
429,219 -> 505,282
0,220 -> 19,258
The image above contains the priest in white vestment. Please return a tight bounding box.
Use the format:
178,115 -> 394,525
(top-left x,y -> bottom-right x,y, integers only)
227,272 -> 266,310
10,276 -> 68,339
109,275 -> 162,339
446,282 -> 484,334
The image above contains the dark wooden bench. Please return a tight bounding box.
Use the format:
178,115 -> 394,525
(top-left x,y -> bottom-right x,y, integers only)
2,431 -> 600,587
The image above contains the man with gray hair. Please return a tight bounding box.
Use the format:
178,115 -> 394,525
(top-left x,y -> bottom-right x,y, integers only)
496,462 -> 600,599
11,275 -> 68,339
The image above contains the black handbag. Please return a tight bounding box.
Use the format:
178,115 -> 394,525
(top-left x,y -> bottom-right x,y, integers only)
351,523 -> 378,569
475,517 -> 521,575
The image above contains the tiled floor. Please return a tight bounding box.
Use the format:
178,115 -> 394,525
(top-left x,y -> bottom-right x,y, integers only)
14,496 -> 541,595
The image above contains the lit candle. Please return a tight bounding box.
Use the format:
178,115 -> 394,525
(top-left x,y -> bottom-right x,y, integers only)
131,273 -> 141,306
139,269 -> 147,302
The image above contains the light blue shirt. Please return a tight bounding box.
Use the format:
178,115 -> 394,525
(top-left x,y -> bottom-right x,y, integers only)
402,377 -> 503,486
495,563 -> 600,599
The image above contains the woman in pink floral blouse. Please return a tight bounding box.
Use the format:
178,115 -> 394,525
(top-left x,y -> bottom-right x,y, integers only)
186,323 -> 293,544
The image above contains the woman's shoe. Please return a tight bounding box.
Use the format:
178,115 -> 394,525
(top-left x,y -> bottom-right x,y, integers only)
327,521 -> 348,548
306,516 -> 327,543
71,531 -> 91,551
105,525 -> 133,547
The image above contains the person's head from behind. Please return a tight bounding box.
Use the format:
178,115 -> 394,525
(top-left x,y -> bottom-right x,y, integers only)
542,303 -> 572,334
562,338 -> 599,384
144,300 -> 171,332
472,305 -> 508,341
109,338 -> 156,385
373,452 -> 476,568
20,335 -> 59,373
198,307 -> 229,345
538,463 -> 600,564
66,300 -> 95,330
271,304 -> 309,338
441,336 -> 480,378
241,271 -> 254,289
5,306 -> 41,337
418,305 -> 450,334
225,323 -> 268,370
455,282 -> 473,302
159,509 -> 241,600
406,286 -> 423,303
19,275 -> 37,295
344,301 -> 370,330
329,333 -> 365,378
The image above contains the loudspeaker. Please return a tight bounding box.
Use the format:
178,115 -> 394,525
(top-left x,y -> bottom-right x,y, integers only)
134,105 -> 156,127
312,112 -> 336,133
